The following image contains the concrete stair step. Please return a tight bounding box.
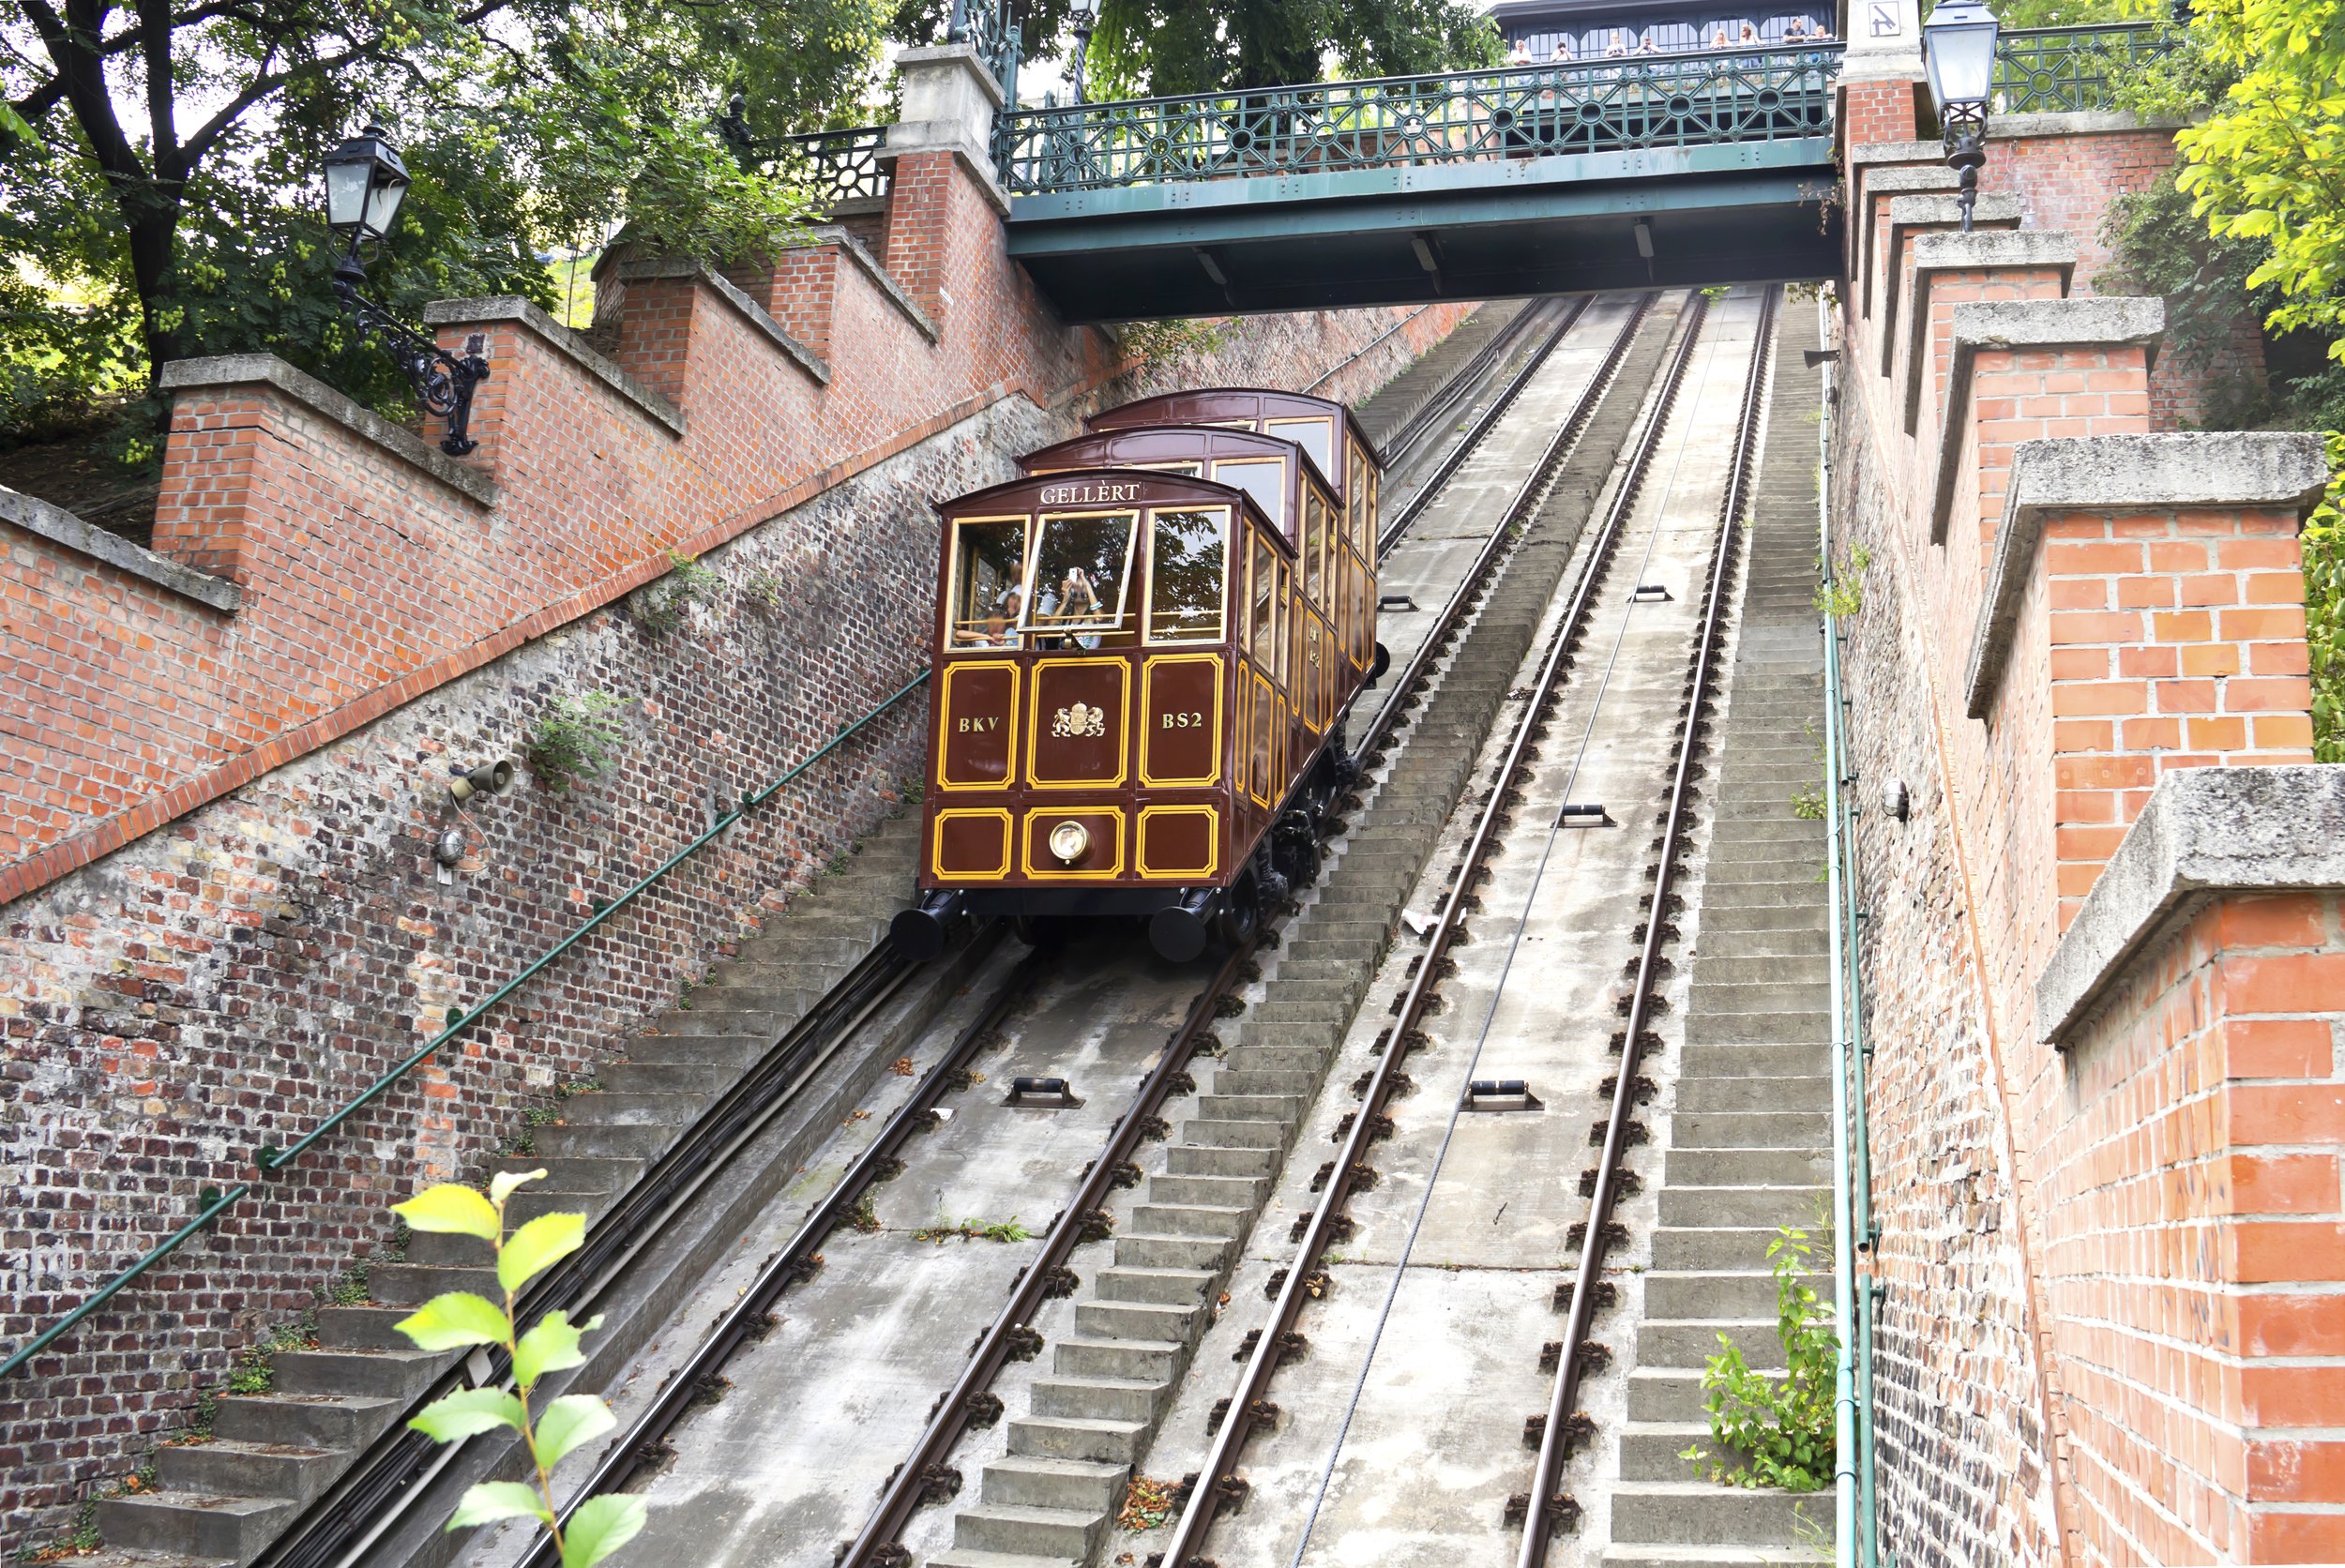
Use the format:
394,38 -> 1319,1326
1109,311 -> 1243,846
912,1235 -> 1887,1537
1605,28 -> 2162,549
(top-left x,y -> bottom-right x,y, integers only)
1076,1298 -> 1204,1345
1112,1232 -> 1230,1272
156,1438 -> 339,1506
1677,1044 -> 1830,1078
596,1061 -> 733,1096
929,1552 -> 1082,1568
980,1455 -> 1127,1513
1654,1226 -> 1814,1272
1166,1144 -> 1277,1179
1223,1040 -> 1335,1075
98,1490 -> 295,1562
1635,1319 -> 1786,1372
1685,1015 -> 1825,1047
312,1304 -> 416,1351
1195,1094 -> 1302,1126
1096,1266 -> 1219,1306
1668,1110 -> 1828,1147
366,1260 -> 497,1308
1144,1174 -> 1266,1211
1690,929 -> 1829,959
1609,1481 -> 1833,1547
1031,1373 -> 1168,1424
1689,957 -> 1828,987
1600,1547 -> 1828,1567
270,1347 -> 442,1401
1693,906 -> 1828,933
530,1120 -> 673,1161
488,1154 -> 639,1191
1053,1334 -> 1182,1382
551,1091 -> 708,1126
1008,1414 -> 1151,1464
1656,1185 -> 1829,1229
1664,1147 -> 1833,1187
212,1392 -> 401,1450
1644,1271 -> 1834,1322
952,1500 -> 1106,1559
620,1034 -> 765,1070
1672,1077 -> 1829,1115
1209,1068 -> 1317,1099
1687,982 -> 1829,1013
1180,1118 -> 1288,1150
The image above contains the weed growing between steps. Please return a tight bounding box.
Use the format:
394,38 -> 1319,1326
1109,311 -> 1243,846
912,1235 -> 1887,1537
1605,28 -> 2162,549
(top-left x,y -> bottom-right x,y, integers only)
1116,1474 -> 1179,1530
15,1464 -> 157,1562
911,1215 -> 1032,1244
1680,1226 -> 1837,1491
391,1171 -> 644,1568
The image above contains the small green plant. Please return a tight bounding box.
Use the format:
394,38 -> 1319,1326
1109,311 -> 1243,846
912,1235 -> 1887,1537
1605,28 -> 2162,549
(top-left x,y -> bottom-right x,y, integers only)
1814,543 -> 1871,620
848,1192 -> 882,1233
1790,789 -> 1824,821
390,1171 -> 645,1568
524,693 -> 628,789
741,570 -> 789,614
224,1318 -> 320,1395
1700,283 -> 1732,301
1680,1226 -> 1837,1492
1117,318 -> 1233,366
913,1215 -> 1030,1244
634,550 -> 724,634
326,1265 -> 371,1306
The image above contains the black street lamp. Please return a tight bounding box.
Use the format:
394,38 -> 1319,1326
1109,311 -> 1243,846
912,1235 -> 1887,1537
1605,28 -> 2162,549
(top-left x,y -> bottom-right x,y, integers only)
1067,0 -> 1102,103
320,124 -> 491,457
1922,0 -> 2002,233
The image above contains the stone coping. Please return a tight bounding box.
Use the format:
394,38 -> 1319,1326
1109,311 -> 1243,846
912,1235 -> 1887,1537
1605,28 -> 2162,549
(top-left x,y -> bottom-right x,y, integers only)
0,482 -> 241,613
1878,192 -> 2022,342
2038,763 -> 2345,1046
1902,230 -> 2080,432
1929,295 -> 2167,550
422,294 -> 686,438
1963,430 -> 2328,720
1995,109 -> 2192,141
1853,164 -> 1960,318
613,258 -> 830,385
1849,138 -> 1944,172
802,224 -> 942,342
157,354 -> 501,507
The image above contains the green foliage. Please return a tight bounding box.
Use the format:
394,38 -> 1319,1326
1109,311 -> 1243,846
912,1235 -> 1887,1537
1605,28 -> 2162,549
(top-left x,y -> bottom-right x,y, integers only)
848,1192 -> 882,1232
393,1171 -> 645,1568
1081,0 -> 1500,98
2172,0 -> 2345,369
0,0 -> 880,458
1117,318 -> 1233,367
525,693 -> 630,788
1813,544 -> 1869,620
2307,434 -> 2345,761
914,1214 -> 1032,1244
1680,1227 -> 1837,1492
1790,789 -> 1826,821
635,550 -> 725,634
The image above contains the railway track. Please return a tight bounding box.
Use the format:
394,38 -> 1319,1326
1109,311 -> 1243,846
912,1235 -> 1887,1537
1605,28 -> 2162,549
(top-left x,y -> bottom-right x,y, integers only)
204,294 -> 1596,1568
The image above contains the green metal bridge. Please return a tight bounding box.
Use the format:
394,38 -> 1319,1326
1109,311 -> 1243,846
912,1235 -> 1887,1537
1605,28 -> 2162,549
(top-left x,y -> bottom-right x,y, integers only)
779,23 -> 2161,318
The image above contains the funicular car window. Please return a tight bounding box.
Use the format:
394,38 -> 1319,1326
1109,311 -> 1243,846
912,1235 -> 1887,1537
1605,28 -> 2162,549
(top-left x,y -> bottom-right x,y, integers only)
1304,490 -> 1327,605
1021,511 -> 1138,641
1211,458 -> 1287,532
1146,508 -> 1228,644
1249,535 -> 1278,672
1265,417 -> 1335,487
947,516 -> 1030,649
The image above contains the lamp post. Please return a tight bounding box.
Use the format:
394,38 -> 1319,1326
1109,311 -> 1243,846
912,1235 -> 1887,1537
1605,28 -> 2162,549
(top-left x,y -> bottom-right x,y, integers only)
1068,0 -> 1101,103
1921,0 -> 2001,233
320,124 -> 491,457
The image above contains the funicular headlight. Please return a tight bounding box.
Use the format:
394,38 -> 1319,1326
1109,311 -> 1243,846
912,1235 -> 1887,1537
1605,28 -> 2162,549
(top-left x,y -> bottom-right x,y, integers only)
1048,821 -> 1091,863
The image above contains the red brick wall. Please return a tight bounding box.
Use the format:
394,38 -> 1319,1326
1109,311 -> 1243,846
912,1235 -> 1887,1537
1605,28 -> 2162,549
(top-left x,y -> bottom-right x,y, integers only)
1836,105 -> 2335,1564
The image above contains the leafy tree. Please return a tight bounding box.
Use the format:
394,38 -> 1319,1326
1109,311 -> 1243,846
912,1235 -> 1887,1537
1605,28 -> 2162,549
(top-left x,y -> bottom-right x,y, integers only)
2170,0 -> 2345,369
0,0 -> 890,442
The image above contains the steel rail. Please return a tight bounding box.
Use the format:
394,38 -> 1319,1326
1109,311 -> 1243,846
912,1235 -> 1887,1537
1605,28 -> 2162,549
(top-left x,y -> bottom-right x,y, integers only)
1158,288 -> 1714,1568
511,946 -> 1055,1568
837,940 -> 1256,1567
1376,296 -> 1566,478
0,669 -> 932,1384
259,938 -> 935,1568
1516,283 -> 1778,1566
1379,294 -> 1596,554
1354,293 -> 1653,775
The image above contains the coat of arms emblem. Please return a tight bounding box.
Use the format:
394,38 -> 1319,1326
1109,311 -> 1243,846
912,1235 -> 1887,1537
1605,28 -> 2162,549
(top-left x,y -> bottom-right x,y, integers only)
1051,701 -> 1108,738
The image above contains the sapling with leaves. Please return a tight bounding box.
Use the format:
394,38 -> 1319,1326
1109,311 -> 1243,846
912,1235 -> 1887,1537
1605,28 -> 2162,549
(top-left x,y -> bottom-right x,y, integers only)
390,1171 -> 645,1568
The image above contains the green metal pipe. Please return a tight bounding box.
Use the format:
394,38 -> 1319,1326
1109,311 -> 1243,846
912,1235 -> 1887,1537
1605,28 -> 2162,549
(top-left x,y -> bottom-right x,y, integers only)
0,669 -> 929,1379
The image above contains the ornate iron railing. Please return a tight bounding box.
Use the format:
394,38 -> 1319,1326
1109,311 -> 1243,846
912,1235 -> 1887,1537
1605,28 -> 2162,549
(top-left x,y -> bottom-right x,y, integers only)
997,44 -> 1841,195
1990,22 -> 2173,114
947,0 -> 1023,107
767,124 -> 892,206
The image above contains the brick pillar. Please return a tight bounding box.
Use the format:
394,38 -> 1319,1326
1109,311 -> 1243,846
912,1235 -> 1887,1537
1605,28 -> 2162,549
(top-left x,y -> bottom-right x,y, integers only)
876,43 -> 1009,333
151,385 -> 275,584
1840,74 -> 1926,147
1897,230 -> 2076,436
596,269 -> 700,409
1961,433 -> 2330,923
747,241 -> 846,363
2033,766 -> 2345,1564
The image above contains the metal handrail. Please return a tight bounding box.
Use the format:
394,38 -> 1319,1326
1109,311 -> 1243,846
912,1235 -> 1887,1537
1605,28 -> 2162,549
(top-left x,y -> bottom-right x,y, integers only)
0,667 -> 932,1381
997,45 -> 1842,194
1817,298 -> 1884,1568
1990,22 -> 2171,114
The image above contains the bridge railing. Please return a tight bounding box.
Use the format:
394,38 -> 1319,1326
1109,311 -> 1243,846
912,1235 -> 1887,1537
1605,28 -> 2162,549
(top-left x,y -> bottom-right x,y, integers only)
1991,21 -> 2172,113
764,125 -> 893,206
997,45 -> 1842,195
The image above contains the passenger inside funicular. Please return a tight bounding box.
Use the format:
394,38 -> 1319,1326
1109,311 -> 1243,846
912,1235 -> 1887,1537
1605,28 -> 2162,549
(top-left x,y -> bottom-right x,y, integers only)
945,487 -> 1234,655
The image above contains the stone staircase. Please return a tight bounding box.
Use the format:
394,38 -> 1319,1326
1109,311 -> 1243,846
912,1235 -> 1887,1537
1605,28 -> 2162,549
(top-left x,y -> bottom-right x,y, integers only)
94,811 -> 925,1567
1603,306 -> 1836,1566
925,297 -> 1687,1568
1353,298 -> 1530,452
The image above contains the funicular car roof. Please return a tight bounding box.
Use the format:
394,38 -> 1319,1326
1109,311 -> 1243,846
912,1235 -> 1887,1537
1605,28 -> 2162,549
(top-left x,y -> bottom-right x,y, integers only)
1082,387 -> 1384,475
936,466 -> 1295,560
1019,425 -> 1339,504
